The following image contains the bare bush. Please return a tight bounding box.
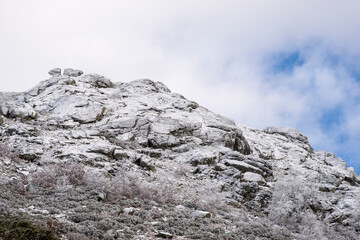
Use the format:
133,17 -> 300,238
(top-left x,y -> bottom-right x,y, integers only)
85,171 -> 178,204
0,143 -> 20,162
12,174 -> 29,195
85,168 -> 228,211
173,164 -> 189,178
30,161 -> 85,191
201,193 -> 227,212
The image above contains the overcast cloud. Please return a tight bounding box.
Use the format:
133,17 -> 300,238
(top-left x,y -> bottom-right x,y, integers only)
1,0 -> 360,172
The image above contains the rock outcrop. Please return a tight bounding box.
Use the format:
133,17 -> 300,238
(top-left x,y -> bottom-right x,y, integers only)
0,68 -> 359,240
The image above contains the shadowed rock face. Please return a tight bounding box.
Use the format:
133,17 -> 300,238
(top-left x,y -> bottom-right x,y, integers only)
0,68 -> 359,240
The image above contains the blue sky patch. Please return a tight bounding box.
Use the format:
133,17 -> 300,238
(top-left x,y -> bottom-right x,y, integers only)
319,107 -> 344,132
271,51 -> 305,74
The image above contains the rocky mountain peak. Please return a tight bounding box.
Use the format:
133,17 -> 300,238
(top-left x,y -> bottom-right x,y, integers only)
0,68 -> 359,239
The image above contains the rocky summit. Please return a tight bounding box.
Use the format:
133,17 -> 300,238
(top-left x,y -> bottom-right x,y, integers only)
0,68 -> 359,240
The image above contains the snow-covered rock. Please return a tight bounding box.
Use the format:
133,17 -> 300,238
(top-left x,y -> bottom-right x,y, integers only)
191,210 -> 211,218
63,68 -> 83,77
243,172 -> 265,184
48,68 -> 61,76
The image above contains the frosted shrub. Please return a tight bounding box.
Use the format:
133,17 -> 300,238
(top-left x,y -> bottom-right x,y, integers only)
0,143 -> 20,162
191,187 -> 228,212
85,171 -> 178,204
266,176 -> 347,239
267,176 -> 314,229
30,161 -> 85,190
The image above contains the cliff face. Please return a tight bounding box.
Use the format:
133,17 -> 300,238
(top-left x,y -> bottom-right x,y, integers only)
0,68 -> 359,239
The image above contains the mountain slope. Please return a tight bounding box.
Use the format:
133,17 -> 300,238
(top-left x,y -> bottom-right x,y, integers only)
0,68 -> 359,240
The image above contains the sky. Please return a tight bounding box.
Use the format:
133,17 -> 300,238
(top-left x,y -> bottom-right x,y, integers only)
1,0 -> 360,173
